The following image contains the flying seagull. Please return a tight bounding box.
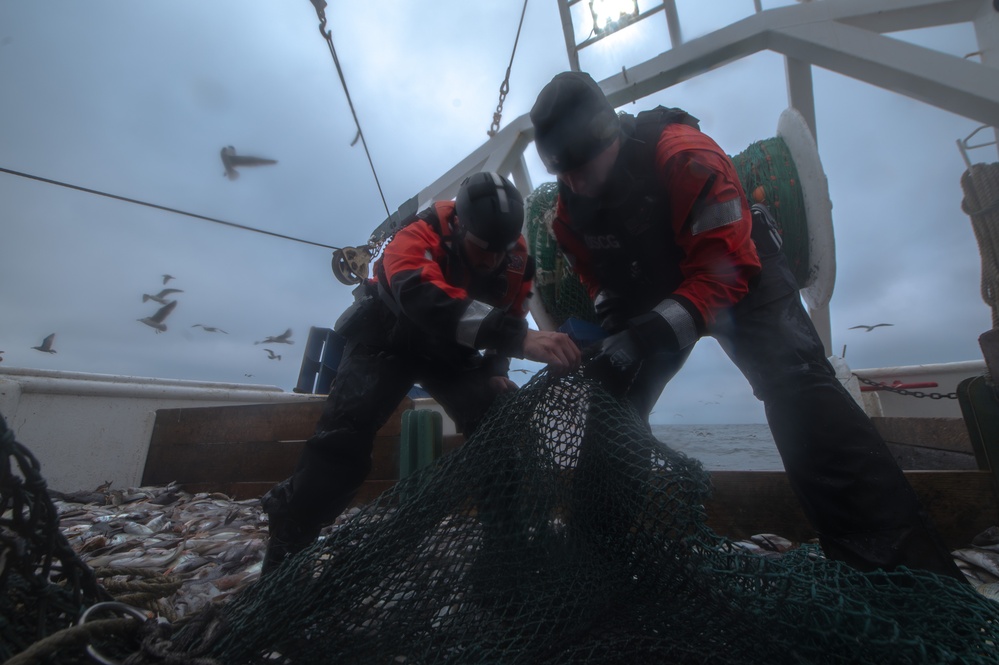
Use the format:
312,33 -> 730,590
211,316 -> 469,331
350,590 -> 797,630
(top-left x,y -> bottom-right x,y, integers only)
220,145 -> 278,181
32,333 -> 57,353
848,323 -> 894,332
255,328 -> 294,345
138,300 -> 178,333
162,274 -> 176,285
263,348 -> 282,361
143,288 -> 184,304
192,324 -> 228,334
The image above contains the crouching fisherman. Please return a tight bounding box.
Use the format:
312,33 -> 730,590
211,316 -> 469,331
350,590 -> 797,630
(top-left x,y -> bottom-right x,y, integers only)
261,172 -> 581,574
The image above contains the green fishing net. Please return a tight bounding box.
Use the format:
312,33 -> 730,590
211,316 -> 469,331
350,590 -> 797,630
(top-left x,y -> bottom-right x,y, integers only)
5,374 -> 999,663
731,136 -> 811,288
525,183 -> 597,329
163,371 -> 999,664
0,415 -> 112,663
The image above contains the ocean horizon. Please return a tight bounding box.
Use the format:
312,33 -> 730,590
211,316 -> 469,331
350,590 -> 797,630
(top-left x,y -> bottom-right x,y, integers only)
651,423 -> 783,471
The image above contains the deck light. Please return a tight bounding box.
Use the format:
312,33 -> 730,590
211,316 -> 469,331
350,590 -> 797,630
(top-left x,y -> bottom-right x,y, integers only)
589,0 -> 639,36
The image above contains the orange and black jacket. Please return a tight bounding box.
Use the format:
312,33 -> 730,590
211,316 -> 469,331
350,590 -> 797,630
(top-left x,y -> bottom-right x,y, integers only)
371,200 -> 534,358
553,107 -> 762,352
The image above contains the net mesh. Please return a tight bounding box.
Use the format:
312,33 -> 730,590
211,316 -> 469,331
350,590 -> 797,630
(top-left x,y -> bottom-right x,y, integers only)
153,371 -> 999,665
0,415 -> 112,663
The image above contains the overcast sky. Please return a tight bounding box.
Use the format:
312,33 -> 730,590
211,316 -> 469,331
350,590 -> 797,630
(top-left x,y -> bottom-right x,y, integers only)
0,1 -> 991,424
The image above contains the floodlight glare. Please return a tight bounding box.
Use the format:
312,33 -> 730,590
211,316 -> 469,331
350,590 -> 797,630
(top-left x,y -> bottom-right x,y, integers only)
589,0 -> 639,35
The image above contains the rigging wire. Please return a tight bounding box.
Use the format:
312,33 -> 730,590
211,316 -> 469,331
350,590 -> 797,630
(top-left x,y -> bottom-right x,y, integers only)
0,166 -> 342,251
488,0 -> 530,138
309,0 -> 390,218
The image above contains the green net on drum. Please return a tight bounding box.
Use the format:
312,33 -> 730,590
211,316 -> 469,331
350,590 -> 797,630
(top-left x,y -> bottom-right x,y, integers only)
731,136 -> 810,288
525,183 -> 597,328
149,371 -> 999,665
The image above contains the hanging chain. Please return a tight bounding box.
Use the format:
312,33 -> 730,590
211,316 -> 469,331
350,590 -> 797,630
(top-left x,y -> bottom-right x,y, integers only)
853,374 -> 958,400
488,0 -> 529,137
309,0 -> 390,219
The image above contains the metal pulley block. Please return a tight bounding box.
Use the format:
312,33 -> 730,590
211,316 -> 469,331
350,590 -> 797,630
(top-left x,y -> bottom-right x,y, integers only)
331,246 -> 372,285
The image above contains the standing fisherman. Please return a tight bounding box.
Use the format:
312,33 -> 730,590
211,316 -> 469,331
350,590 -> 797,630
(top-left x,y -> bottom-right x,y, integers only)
529,71 -> 965,582
262,171 -> 581,573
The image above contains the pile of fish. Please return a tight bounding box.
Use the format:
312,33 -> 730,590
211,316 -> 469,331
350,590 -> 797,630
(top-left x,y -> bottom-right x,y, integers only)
952,526 -> 999,599
53,482 -> 332,621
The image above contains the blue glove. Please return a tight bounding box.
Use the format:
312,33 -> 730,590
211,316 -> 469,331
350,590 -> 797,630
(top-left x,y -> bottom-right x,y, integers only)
583,329 -> 643,396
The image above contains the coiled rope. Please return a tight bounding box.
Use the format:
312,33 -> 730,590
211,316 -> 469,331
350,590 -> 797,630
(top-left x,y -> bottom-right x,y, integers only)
962,163 -> 999,328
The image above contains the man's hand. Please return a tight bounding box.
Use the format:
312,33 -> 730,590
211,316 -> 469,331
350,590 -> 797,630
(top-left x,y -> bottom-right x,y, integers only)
521,329 -> 581,376
583,329 -> 643,395
488,375 -> 519,394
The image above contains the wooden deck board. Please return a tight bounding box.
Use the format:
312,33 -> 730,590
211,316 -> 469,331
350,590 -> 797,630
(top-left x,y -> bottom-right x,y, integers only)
142,398 -> 412,490
704,470 -> 998,549
143,403 -> 997,550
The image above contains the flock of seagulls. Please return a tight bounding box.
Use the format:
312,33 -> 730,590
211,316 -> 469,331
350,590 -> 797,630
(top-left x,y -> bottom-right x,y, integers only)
21,151 -> 286,370
138,277 -> 182,334
133,275 -> 294,359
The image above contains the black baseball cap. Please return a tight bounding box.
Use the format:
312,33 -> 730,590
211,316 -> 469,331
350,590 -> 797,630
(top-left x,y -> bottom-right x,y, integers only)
530,71 -> 620,173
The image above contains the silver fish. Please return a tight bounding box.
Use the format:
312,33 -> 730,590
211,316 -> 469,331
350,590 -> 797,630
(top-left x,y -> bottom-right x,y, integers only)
953,548 -> 999,579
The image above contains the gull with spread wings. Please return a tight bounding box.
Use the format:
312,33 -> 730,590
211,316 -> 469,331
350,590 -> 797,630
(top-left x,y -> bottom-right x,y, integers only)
221,146 -> 278,181
138,300 -> 178,333
32,333 -> 57,353
143,288 -> 184,305
192,324 -> 228,334
848,323 -> 894,332
255,328 -> 294,345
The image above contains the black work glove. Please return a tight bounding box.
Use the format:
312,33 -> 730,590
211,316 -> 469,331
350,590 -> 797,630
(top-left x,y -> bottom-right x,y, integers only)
583,329 -> 643,396
593,289 -> 627,334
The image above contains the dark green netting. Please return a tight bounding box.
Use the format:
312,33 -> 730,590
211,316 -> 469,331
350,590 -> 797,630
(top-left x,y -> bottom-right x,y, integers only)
1,414 -> 112,663
7,374 -> 999,663
731,136 -> 810,288
153,371 -> 999,664
525,183 -> 597,328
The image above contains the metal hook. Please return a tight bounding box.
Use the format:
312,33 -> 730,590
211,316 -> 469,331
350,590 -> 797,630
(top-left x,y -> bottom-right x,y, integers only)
957,124 -> 998,169
78,601 -> 153,665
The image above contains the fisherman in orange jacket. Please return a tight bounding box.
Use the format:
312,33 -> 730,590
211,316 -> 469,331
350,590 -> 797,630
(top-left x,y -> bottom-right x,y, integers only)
262,171 -> 580,574
529,71 -> 965,583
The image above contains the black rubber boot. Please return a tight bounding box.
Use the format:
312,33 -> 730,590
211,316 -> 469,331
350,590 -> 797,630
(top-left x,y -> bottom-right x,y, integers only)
260,479 -> 320,576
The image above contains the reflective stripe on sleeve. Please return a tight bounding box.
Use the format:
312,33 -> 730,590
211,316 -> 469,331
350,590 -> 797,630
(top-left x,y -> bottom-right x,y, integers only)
456,300 -> 495,348
652,299 -> 699,350
690,198 -> 742,235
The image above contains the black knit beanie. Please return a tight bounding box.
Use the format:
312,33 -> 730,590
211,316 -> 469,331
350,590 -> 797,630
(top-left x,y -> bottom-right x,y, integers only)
530,71 -> 620,173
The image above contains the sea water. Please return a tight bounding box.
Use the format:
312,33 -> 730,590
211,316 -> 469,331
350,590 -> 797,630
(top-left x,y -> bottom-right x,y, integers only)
651,423 -> 783,471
